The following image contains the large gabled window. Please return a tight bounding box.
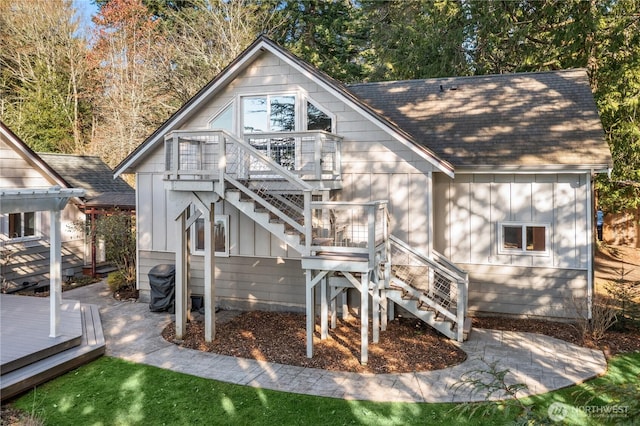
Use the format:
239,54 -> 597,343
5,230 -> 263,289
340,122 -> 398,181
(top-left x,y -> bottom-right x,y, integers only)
498,222 -> 549,255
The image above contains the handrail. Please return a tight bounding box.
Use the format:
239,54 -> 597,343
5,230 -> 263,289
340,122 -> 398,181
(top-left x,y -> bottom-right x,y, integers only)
389,235 -> 466,284
221,130 -> 314,191
389,234 -> 468,341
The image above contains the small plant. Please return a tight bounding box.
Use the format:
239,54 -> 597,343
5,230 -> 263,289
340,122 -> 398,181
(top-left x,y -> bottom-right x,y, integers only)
107,270 -> 127,293
569,293 -> 618,344
604,265 -> 640,330
449,358 -> 539,423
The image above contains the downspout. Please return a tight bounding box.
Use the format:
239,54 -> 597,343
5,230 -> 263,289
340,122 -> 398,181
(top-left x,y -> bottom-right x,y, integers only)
587,172 -> 594,320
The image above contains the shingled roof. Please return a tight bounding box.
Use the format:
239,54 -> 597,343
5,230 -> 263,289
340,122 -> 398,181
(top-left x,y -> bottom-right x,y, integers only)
348,69 -> 612,170
38,153 -> 135,209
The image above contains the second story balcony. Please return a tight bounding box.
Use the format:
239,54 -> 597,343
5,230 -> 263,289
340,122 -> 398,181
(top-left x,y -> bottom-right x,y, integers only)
164,130 -> 342,191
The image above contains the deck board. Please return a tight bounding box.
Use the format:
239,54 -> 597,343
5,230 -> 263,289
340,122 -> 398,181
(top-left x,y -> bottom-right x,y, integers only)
1,295 -> 83,374
0,296 -> 105,401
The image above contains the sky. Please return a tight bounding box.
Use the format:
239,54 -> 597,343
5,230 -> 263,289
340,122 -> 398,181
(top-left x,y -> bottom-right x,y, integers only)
73,0 -> 99,36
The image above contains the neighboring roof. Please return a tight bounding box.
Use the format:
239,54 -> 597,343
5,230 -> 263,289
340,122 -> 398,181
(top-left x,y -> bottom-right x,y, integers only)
113,35 -> 455,178
348,70 -> 612,170
38,153 -> 135,209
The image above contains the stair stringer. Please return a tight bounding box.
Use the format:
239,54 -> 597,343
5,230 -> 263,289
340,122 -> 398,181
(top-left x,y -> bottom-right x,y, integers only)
223,189 -> 306,255
385,286 -> 456,340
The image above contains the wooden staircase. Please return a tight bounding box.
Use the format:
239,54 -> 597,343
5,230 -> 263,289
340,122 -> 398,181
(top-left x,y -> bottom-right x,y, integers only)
164,129 -> 470,361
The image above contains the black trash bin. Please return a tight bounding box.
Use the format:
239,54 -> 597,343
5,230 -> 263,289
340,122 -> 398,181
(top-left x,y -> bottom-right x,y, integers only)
148,264 -> 175,313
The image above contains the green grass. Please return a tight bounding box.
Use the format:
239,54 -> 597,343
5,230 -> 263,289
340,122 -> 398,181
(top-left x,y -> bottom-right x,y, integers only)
11,353 -> 639,426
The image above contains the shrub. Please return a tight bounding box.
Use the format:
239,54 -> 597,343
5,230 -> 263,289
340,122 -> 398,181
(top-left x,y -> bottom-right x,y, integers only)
107,271 -> 127,293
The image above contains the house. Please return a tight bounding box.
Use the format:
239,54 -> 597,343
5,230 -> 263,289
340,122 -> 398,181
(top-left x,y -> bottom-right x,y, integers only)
0,121 -> 135,289
113,36 -> 611,363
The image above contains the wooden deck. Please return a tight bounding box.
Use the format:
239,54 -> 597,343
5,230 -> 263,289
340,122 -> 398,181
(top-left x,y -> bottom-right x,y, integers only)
0,294 -> 105,401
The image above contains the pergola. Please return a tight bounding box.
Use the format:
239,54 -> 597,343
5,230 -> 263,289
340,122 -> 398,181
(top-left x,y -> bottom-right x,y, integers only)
0,186 -> 85,337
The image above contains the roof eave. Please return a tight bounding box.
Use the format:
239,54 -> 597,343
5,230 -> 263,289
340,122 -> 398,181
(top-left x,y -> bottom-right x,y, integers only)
454,163 -> 613,174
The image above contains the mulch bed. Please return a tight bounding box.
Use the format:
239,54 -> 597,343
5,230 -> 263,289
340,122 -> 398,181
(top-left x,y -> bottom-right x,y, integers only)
162,311 -> 467,374
162,311 -> 640,374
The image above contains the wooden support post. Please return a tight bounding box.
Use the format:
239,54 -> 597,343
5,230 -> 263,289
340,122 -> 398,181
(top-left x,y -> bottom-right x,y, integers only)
372,270 -> 380,344
306,269 -> 315,358
175,209 -> 188,340
321,274 -> 328,339
360,272 -> 369,365
49,209 -> 61,338
380,294 -> 388,331
341,290 -> 349,320
204,203 -> 216,342
330,283 -> 337,329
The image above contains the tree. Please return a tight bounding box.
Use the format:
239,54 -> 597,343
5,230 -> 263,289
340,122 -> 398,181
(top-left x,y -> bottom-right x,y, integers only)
593,0 -> 640,211
158,0 -> 282,105
271,0 -> 367,83
360,0 -> 470,80
90,0 -> 169,167
0,0 -> 92,153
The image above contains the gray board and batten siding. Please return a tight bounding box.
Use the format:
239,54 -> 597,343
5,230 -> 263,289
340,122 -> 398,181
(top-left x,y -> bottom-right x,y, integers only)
433,172 -> 590,317
134,50 -> 436,306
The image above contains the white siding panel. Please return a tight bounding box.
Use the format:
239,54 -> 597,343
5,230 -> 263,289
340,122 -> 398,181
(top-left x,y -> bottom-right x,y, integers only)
389,174 -> 409,242
137,174 -> 153,251
449,175 -> 471,263
434,172 -> 590,271
555,178 -> 578,268
154,174 -> 168,251
470,177 -> 492,264
408,174 -> 429,251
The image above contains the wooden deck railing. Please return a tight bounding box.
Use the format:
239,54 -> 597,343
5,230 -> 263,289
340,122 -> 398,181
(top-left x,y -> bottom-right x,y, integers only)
164,130 -> 341,182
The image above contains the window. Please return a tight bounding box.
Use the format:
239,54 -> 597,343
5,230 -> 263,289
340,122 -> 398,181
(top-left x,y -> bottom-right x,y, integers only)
307,101 -> 332,132
209,104 -> 234,132
243,95 -> 295,133
5,212 -> 37,240
240,95 -> 334,170
499,222 -> 549,255
190,210 -> 229,257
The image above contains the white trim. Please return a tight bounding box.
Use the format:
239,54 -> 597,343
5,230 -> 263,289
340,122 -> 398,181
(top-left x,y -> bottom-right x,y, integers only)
498,222 -> 551,256
586,175 -> 593,319
455,165 -> 612,174
305,97 -> 336,133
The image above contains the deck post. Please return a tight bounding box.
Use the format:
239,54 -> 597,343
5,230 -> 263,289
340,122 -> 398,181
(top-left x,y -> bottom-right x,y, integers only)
204,202 -> 216,342
360,272 -> 369,365
175,209 -> 188,339
372,269 -> 380,344
320,273 -> 328,339
306,269 -> 314,358
49,209 -> 62,338
342,291 -> 349,320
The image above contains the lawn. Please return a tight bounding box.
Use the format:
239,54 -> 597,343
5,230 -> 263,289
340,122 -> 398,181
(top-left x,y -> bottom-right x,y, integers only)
9,353 -> 639,426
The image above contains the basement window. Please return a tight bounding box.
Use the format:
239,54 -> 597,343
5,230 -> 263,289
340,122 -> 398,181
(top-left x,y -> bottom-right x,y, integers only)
498,222 -> 549,255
